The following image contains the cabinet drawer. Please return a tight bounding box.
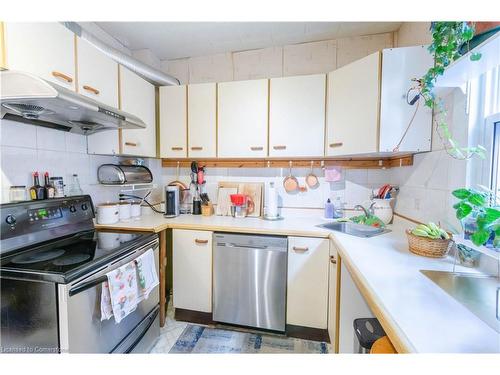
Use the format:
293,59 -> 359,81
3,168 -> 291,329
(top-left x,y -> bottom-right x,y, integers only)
287,236 -> 329,329
172,229 -> 213,313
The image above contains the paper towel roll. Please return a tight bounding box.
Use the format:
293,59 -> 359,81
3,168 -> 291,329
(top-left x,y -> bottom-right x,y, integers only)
266,183 -> 278,218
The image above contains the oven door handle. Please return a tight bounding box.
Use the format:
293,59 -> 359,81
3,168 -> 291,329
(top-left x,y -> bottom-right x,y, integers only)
69,275 -> 108,297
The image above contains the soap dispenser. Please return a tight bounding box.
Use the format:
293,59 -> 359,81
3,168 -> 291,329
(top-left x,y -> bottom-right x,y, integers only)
324,198 -> 334,219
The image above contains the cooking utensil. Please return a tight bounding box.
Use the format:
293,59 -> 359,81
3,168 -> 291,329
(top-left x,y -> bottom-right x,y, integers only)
305,161 -> 320,189
283,161 -> 299,194
168,162 -> 189,202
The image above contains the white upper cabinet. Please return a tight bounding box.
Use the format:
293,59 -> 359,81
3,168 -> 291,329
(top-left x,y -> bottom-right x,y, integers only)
188,83 -> 216,158
379,46 -> 433,153
326,52 -> 381,156
269,74 -> 326,157
76,37 -> 119,108
218,79 -> 268,158
159,85 -> 187,158
327,46 -> 433,157
4,22 -> 76,91
120,66 -> 157,158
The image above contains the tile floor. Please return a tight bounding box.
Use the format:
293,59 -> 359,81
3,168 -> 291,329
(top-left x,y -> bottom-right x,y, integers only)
150,299 -> 333,353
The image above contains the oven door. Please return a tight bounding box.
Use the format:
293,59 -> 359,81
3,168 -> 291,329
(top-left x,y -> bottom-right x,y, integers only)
57,237 -> 160,353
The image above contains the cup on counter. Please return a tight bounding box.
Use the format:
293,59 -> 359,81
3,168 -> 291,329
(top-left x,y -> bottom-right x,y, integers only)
119,201 -> 131,222
130,201 -> 142,220
96,203 -> 119,224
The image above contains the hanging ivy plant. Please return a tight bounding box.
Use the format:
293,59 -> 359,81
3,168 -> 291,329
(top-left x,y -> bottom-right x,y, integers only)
416,22 -> 486,159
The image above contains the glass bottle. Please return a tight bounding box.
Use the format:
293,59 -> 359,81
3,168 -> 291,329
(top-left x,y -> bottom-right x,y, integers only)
29,172 -> 45,200
44,172 -> 55,198
68,174 -> 83,196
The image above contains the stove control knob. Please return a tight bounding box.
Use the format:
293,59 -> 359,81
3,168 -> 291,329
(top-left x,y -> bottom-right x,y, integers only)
81,203 -> 88,211
5,214 -> 16,225
69,205 -> 77,213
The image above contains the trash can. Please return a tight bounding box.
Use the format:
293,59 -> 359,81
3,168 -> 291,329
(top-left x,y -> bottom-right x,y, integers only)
353,318 -> 386,353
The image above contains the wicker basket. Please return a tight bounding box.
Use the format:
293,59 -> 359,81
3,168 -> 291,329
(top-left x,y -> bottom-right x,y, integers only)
406,229 -> 453,258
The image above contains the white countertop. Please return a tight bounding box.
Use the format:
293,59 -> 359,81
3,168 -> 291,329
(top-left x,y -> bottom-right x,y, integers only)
95,213 -> 500,353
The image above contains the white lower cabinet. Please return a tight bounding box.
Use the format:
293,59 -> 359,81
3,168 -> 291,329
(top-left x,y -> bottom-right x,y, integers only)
338,261 -> 374,353
287,236 -> 329,329
172,229 -> 213,313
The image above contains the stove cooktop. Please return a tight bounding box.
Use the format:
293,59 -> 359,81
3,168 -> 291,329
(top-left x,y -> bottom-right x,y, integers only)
0,230 -> 156,283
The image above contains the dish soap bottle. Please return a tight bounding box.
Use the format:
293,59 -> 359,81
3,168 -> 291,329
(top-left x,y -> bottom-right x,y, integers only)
324,198 -> 334,219
333,196 -> 344,218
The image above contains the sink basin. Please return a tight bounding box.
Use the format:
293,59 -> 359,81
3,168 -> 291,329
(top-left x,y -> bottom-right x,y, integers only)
317,221 -> 390,238
421,270 -> 500,333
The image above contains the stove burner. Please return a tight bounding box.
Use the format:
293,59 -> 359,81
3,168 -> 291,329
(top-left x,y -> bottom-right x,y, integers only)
53,253 -> 91,266
11,249 -> 66,264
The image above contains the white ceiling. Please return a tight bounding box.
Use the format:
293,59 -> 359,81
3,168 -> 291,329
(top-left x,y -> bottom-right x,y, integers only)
96,22 -> 402,61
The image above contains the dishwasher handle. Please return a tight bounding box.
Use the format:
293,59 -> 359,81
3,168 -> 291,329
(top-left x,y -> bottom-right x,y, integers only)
226,243 -> 268,250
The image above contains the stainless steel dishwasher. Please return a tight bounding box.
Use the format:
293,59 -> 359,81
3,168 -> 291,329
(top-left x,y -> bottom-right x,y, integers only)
213,233 -> 287,332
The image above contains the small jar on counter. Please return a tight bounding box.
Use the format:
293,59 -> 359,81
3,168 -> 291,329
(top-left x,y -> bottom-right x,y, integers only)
9,186 -> 27,202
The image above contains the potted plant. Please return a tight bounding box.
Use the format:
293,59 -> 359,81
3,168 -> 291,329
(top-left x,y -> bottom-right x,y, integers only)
452,187 -> 500,248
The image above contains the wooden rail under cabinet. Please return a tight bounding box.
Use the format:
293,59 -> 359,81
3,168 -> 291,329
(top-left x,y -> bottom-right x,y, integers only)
162,155 -> 413,169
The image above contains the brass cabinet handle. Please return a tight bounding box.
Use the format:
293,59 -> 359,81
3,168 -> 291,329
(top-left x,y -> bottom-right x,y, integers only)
329,142 -> 343,148
195,239 -> 209,244
171,147 -> 183,151
190,146 -> 203,151
292,246 -> 309,252
125,142 -> 138,147
83,85 -> 100,95
330,255 -> 337,264
250,146 -> 264,151
52,71 -> 73,83
273,145 -> 287,150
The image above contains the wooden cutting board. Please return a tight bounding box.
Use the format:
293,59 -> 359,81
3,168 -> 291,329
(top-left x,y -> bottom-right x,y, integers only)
217,182 -> 263,217
216,187 -> 237,216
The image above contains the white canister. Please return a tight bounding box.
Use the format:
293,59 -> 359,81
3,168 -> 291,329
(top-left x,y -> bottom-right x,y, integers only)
372,198 -> 394,225
97,232 -> 120,250
119,201 -> 131,222
130,201 -> 142,220
96,203 -> 119,224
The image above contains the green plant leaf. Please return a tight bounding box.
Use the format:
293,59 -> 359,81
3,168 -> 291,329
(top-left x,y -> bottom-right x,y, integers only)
471,229 -> 490,246
456,202 -> 473,219
470,52 -> 482,61
484,207 -> 500,223
467,193 -> 486,206
452,188 -> 471,199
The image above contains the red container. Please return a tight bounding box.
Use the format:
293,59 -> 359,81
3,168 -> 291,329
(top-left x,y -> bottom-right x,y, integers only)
230,194 -> 246,206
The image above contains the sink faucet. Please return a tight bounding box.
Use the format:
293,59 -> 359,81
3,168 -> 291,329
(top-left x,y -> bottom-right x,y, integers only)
354,202 -> 375,217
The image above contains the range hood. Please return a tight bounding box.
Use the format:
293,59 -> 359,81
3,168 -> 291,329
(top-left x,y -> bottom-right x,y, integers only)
0,70 -> 146,134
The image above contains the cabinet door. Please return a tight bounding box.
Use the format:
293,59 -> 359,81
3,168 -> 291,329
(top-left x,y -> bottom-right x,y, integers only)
76,37 -> 118,108
120,66 -> 156,157
159,85 -> 187,158
328,241 -> 338,349
269,74 -> 326,157
287,236 -> 329,329
218,79 -> 268,158
4,22 -> 75,91
87,130 -> 119,155
326,52 -> 380,156
172,229 -> 213,313
379,46 -> 433,153
188,83 -> 216,157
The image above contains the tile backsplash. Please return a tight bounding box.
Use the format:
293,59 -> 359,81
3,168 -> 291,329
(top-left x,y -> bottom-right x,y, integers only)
0,119 -> 163,205
161,166 -> 395,212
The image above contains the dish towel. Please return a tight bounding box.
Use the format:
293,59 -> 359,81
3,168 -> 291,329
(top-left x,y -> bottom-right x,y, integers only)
135,249 -> 159,302
101,261 -> 139,324
324,167 -> 342,182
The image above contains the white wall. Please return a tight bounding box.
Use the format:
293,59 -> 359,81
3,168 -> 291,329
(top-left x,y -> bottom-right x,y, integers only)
161,32 -> 394,84
0,119 -> 163,205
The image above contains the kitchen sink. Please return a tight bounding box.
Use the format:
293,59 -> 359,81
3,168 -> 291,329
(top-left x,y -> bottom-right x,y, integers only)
421,270 -> 500,333
316,221 -> 390,238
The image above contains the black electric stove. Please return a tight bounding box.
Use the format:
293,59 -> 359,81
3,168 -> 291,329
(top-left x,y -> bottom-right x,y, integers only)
0,195 -> 160,354
0,229 -> 155,283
